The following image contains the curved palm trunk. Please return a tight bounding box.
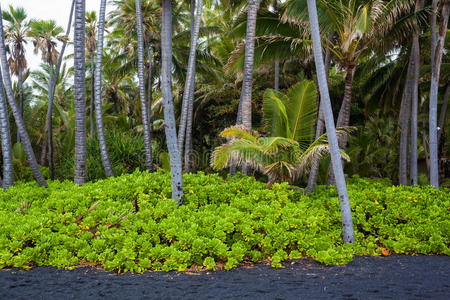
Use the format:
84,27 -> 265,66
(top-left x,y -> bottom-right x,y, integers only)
0,5 -> 47,187
162,0 -> 183,203
136,0 -> 153,172
399,57 -> 413,185
429,3 -> 449,189
0,65 -> 14,189
74,0 -> 87,186
183,0 -> 204,173
307,0 -> 354,244
90,53 -> 95,137
306,44 -> 331,193
17,68 -> 23,143
94,0 -> 114,178
146,45 -> 154,173
46,62 -> 54,180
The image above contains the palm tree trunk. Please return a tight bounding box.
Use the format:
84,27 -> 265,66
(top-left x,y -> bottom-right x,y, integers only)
46,62 -> 54,180
136,0 -> 153,172
147,45 -> 154,173
184,0 -> 204,173
306,43 -> 331,193
399,57 -> 413,185
17,68 -> 23,143
437,84 -> 449,143
0,5 -> 47,187
0,64 -> 14,189
273,0 -> 279,92
409,0 -> 423,186
162,0 -> 183,203
90,53 -> 95,137
430,0 -> 438,70
94,0 -> 114,178
429,2 -> 448,189
327,65 -> 355,186
74,0 -> 87,186
307,0 -> 354,244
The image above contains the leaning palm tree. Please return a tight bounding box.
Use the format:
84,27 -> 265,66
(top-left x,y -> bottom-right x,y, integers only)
306,0 -> 354,243
74,0 -> 87,185
94,0 -> 115,178
161,0 -> 183,203
2,5 -> 30,143
0,4 -> 47,187
0,60 -> 14,189
27,20 -> 67,179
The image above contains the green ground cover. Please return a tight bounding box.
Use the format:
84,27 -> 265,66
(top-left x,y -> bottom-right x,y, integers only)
0,170 -> 448,272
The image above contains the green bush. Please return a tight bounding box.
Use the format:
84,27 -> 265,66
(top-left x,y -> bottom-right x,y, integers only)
0,171 -> 448,273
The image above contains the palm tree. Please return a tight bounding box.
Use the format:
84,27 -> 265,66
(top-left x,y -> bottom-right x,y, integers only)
94,0 -> 115,178
74,0 -> 87,185
86,11 -> 97,137
306,0 -> 354,243
0,4 -> 47,187
27,20 -> 67,179
178,0 -> 204,173
429,2 -> 449,189
2,5 -> 29,143
161,0 -> 183,203
0,60 -> 14,189
136,0 -> 153,171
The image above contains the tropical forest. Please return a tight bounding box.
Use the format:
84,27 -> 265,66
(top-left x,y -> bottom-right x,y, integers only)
0,0 -> 448,273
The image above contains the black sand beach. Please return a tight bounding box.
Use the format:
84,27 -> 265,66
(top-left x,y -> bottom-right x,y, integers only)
1,255 -> 449,299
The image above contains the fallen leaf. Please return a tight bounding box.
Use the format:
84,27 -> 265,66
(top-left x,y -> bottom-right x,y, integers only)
381,248 -> 389,256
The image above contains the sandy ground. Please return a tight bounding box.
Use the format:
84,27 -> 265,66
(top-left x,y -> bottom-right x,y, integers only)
1,255 -> 449,299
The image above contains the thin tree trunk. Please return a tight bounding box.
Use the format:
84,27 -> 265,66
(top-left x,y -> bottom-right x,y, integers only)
273,0 -> 279,91
423,119 -> 430,174
307,0 -> 354,244
399,56 -> 413,185
74,0 -> 87,186
46,62 -> 54,180
184,0 -> 204,173
437,84 -> 449,143
0,63 -> 14,189
0,5 -> 47,187
94,0 -> 114,178
430,0 -> 438,70
136,0 -> 153,172
410,0 -> 423,186
162,0 -> 183,203
17,68 -> 23,143
305,42 -> 331,193
147,45 -> 154,173
90,53 -> 95,137
429,2 -> 449,189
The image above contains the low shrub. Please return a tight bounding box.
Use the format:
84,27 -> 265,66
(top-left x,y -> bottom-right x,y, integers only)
0,171 -> 448,272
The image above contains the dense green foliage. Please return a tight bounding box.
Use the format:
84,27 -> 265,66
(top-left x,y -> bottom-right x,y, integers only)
0,171 -> 448,273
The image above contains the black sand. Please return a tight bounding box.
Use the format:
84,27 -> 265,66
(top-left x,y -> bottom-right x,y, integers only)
1,255 -> 449,299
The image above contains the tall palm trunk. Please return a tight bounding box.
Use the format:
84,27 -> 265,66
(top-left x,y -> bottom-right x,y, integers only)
0,65 -> 14,189
273,0 -> 279,91
94,0 -> 114,178
162,0 -> 183,203
429,2 -> 449,189
146,45 -> 154,173
136,0 -> 153,172
0,5 -> 47,187
90,53 -> 95,137
409,0 -> 423,186
183,0 -> 204,173
399,57 -> 413,185
74,0 -> 87,186
240,0 -> 260,131
306,43 -> 331,193
46,61 -> 54,180
17,68 -> 23,143
306,0 -> 354,244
